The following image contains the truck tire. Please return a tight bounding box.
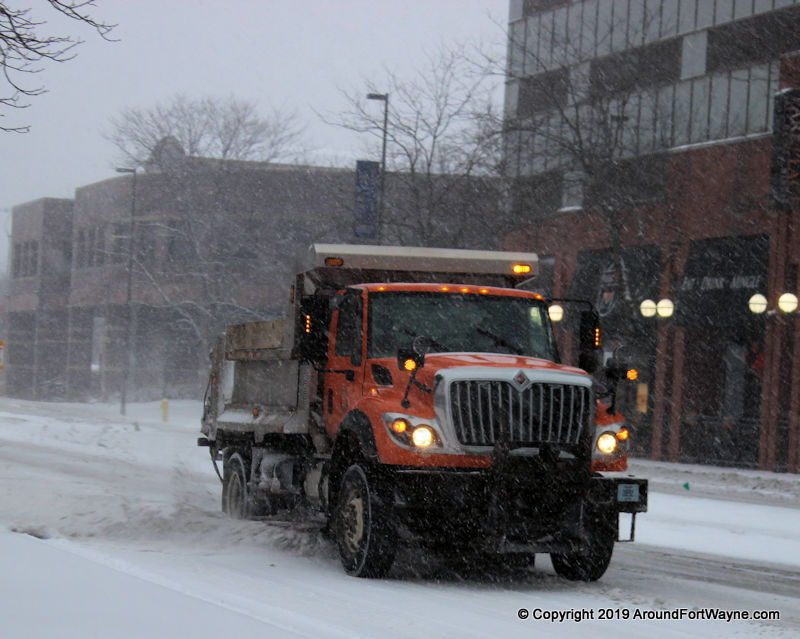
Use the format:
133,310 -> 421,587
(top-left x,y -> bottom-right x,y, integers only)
334,463 -> 396,578
550,508 -> 615,582
222,451 -> 252,519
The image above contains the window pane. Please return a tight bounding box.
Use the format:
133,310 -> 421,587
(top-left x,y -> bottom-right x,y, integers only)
715,0 -> 734,24
622,94 -> 640,156
709,72 -> 730,139
639,89 -> 656,152
733,0 -> 754,19
553,7 -> 568,64
728,68 -> 749,137
524,16 -> 539,75
753,0 -> 773,13
540,11 -> 554,69
690,76 -> 710,143
678,0 -> 696,34
566,2 -> 582,62
747,64 -> 769,134
662,0 -> 679,37
674,80 -> 692,145
656,84 -> 675,148
596,0 -> 613,56
611,0 -> 627,52
644,0 -> 662,43
768,60 -> 780,131
697,0 -> 714,27
511,20 -> 527,77
582,0 -> 598,58
629,0 -> 645,47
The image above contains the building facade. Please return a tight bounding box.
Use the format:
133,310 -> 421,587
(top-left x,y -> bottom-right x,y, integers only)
504,0 -> 800,471
6,143 -> 506,402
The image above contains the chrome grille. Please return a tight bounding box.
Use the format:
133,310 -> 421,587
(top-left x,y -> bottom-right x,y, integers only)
449,380 -> 591,446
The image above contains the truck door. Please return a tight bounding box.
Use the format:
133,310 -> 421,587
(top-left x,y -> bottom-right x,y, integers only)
324,290 -> 365,435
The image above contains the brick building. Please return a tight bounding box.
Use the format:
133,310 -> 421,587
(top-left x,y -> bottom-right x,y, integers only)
7,142 -> 505,402
504,0 -> 800,471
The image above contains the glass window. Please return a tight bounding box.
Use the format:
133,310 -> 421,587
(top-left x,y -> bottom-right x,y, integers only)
87,227 -> 96,267
715,0 -> 734,24
30,241 -> 38,275
709,72 -> 730,140
532,126 -> 546,172
662,0 -> 679,37
678,0 -> 696,34
540,11 -> 554,69
596,0 -> 613,56
112,223 -> 127,264
582,0 -> 598,58
552,7 -> 568,65
747,64 -> 769,134
77,230 -> 86,268
674,80 -> 692,145
697,0 -> 714,27
639,89 -> 657,153
511,20 -> 526,78
504,81 -> 519,119
753,0 -> 773,13
656,84 -> 675,148
644,0 -> 662,43
562,170 -> 584,209
681,30 -> 707,80
774,0 -> 793,8
368,293 -> 556,361
566,2 -> 582,63
728,68 -> 749,137
335,294 -> 362,361
629,0 -> 645,47
733,0 -> 754,19
690,76 -> 710,143
622,94 -> 640,156
611,0 -> 627,52
768,60 -> 780,131
523,16 -> 538,76
95,225 -> 105,266
12,243 -> 20,277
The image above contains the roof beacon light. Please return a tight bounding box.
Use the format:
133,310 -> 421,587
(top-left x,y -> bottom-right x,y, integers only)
325,257 -> 344,267
512,263 -> 532,275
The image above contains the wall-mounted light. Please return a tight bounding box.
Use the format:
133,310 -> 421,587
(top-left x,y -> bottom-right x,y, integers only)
748,293 -> 768,314
548,304 -> 564,323
778,292 -> 799,314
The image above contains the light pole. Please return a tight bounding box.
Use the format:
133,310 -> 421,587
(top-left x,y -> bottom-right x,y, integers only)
116,167 -> 137,415
367,92 -> 388,243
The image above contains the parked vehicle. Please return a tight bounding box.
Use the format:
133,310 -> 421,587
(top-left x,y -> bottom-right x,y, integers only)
199,244 -> 648,579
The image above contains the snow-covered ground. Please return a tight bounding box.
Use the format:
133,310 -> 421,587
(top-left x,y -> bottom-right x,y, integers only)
0,397 -> 798,638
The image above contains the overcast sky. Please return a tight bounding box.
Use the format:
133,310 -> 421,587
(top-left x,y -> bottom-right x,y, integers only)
0,0 -> 508,256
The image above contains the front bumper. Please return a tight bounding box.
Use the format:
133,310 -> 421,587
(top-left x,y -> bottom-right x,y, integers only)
386,460 -> 648,553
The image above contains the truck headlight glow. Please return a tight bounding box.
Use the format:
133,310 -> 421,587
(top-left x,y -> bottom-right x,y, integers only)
596,431 -> 618,454
411,425 -> 434,448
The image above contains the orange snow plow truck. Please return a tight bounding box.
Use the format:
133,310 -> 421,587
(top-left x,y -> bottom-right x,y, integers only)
199,244 -> 647,579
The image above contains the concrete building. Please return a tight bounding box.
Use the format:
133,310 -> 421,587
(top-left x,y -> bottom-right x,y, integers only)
504,0 -> 800,471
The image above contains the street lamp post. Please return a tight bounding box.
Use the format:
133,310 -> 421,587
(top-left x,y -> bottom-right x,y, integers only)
367,92 -> 389,243
116,167 -> 137,415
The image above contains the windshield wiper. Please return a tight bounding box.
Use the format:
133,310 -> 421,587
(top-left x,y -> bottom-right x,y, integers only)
399,328 -> 449,352
476,327 -> 523,355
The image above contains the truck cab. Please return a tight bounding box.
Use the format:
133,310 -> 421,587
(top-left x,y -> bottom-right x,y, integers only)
200,244 -> 647,579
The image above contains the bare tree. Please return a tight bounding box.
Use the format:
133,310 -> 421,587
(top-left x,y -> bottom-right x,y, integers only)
104,96 -> 348,382
328,44 -> 512,248
108,95 -> 306,167
0,1 -> 114,132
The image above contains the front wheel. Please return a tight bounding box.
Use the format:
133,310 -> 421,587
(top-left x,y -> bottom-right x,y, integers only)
335,464 -> 396,578
550,507 -> 615,582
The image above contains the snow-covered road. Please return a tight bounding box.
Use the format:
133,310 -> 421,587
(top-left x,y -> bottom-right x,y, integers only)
0,398 -> 798,638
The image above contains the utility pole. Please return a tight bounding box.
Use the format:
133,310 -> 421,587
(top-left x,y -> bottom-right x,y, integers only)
116,167 -> 138,415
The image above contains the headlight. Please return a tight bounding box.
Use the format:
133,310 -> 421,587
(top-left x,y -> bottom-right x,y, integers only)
411,425 -> 434,448
383,413 -> 441,449
596,431 -> 618,454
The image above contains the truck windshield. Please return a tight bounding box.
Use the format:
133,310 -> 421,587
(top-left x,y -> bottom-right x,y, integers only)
368,292 -> 556,360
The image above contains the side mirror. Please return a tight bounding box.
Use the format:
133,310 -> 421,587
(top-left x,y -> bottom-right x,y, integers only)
578,310 -> 601,374
397,347 -> 425,372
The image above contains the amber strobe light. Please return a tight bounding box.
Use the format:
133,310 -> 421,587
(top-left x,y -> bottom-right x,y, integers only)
512,263 -> 532,275
390,418 -> 409,434
403,358 -> 418,372
324,256 -> 344,267
594,327 -> 602,348
626,368 -> 639,381
304,314 -> 312,334
616,427 -> 630,441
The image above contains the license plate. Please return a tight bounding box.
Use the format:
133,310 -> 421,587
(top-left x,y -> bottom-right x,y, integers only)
617,483 -> 640,502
